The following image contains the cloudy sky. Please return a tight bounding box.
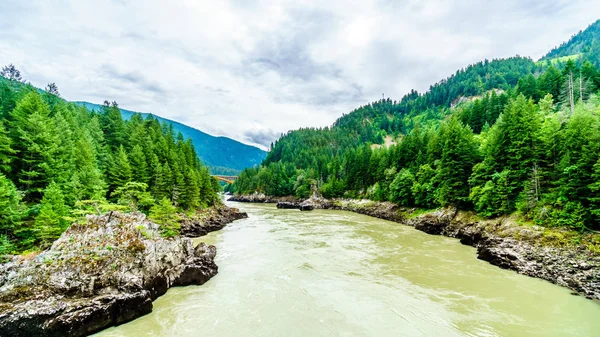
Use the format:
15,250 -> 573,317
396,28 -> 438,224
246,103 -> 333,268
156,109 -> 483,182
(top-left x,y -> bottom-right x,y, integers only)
1,1 -> 599,149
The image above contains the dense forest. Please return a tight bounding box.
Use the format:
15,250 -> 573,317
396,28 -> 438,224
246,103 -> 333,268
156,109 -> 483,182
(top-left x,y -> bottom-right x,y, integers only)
0,65 -> 220,256
233,29 -> 600,231
541,19 -> 600,67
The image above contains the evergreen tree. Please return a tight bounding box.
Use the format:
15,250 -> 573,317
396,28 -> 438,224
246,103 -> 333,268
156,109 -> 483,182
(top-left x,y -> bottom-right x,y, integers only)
0,174 -> 21,235
111,181 -> 154,213
150,197 -> 180,237
434,118 -> 479,207
589,158 -> 600,222
180,169 -> 200,209
411,164 -> 436,208
470,95 -> 540,213
0,64 -> 24,82
10,92 -> 62,201
129,144 -> 149,184
0,121 -> 15,174
389,168 -> 415,206
0,81 -> 17,118
107,145 -> 132,194
35,182 -> 69,246
101,101 -> 126,150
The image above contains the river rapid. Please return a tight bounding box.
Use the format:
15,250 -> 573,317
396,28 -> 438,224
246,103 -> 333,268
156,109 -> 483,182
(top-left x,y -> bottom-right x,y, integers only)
96,201 -> 600,337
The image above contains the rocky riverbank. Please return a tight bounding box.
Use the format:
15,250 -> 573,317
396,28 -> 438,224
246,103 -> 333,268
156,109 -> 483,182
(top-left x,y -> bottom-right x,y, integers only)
180,206 -> 248,237
229,195 -> 600,300
0,205 -> 247,337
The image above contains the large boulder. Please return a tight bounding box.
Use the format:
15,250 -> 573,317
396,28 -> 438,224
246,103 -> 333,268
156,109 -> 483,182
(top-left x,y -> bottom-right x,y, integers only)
299,201 -> 315,211
0,212 -> 218,337
276,202 -> 300,209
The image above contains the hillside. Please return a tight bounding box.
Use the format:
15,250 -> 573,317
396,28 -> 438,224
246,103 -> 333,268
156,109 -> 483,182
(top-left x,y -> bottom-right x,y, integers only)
541,19 -> 600,66
234,19 -> 600,232
75,102 -> 266,174
264,57 -> 537,169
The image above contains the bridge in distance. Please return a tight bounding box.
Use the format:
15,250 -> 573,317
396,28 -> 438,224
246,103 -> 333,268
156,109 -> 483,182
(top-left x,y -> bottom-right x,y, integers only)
212,175 -> 238,184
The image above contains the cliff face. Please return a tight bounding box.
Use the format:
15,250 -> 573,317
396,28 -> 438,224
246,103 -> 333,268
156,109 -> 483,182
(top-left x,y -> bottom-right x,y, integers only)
0,212 -> 218,337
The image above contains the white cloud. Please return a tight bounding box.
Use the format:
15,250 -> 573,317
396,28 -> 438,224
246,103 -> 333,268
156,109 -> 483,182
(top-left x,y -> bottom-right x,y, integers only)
0,0 -> 598,149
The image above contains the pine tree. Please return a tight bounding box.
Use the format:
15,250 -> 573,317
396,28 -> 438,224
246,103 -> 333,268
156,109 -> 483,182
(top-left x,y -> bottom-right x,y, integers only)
129,144 -> 149,184
71,167 -> 107,202
471,95 -> 540,213
150,197 -> 180,237
50,108 -> 76,186
101,101 -> 126,150
10,92 -> 62,201
44,82 -> 61,110
434,118 -> 479,207
35,182 -> 69,246
88,115 -> 108,170
111,181 -> 154,213
0,174 -> 22,235
0,121 -> 15,174
180,169 -> 200,209
107,145 -> 132,194
557,104 -> 598,208
0,64 -> 24,82
0,81 -> 17,118
411,164 -> 436,208
538,65 -> 562,103
389,168 -> 415,206
589,158 -> 600,222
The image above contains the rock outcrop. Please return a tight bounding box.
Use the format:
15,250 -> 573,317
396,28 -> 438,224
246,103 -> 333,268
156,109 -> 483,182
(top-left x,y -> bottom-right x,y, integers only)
276,201 -> 300,209
228,193 -> 278,203
299,202 -> 315,211
0,212 -> 218,337
274,200 -> 315,211
180,206 -> 248,237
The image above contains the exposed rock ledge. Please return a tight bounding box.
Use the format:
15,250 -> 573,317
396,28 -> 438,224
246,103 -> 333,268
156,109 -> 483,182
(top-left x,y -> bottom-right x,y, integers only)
0,211 -> 220,337
180,206 -> 248,237
276,201 -> 314,211
228,193 -> 297,204
230,195 -> 600,300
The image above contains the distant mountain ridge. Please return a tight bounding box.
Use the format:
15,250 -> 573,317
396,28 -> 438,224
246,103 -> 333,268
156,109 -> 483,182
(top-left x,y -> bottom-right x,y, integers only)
541,19 -> 600,66
74,102 -> 266,174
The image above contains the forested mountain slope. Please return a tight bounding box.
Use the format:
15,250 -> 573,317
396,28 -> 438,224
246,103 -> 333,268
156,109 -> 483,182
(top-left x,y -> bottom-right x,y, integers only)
234,20 -> 600,231
75,102 -> 267,174
541,19 -> 600,67
264,57 -> 537,169
0,69 -> 221,255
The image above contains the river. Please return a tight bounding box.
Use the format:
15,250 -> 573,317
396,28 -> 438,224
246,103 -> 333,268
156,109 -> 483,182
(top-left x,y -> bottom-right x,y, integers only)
96,201 -> 600,337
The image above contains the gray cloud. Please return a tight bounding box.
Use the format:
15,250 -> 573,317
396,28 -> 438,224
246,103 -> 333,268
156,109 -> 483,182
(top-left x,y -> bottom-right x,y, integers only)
0,0 -> 599,150
100,64 -> 166,95
243,129 -> 282,148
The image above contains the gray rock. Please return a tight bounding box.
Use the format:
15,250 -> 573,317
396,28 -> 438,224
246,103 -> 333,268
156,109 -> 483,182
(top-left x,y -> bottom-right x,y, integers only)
0,211 -> 218,337
277,202 -> 301,209
299,201 -> 314,211
179,206 -> 248,237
